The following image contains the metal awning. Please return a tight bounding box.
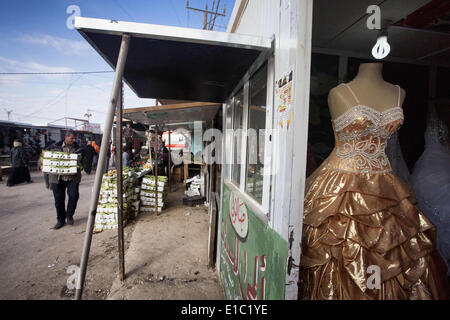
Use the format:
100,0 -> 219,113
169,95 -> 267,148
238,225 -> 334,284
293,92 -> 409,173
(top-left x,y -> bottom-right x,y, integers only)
123,102 -> 220,126
75,17 -> 272,102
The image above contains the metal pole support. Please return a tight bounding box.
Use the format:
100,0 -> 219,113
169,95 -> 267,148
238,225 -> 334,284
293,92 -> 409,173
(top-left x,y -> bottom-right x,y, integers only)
75,34 -> 130,300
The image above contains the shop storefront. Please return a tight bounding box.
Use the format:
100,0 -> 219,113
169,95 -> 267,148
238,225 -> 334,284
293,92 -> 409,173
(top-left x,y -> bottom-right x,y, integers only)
73,0 -> 449,300
219,0 -> 449,300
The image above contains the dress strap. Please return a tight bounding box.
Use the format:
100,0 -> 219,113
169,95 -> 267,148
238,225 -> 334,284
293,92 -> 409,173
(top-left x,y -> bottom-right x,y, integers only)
396,85 -> 401,107
342,83 -> 360,105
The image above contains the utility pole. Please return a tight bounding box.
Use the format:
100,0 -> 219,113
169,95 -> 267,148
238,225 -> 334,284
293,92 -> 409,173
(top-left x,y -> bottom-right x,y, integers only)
2,108 -> 12,121
186,0 -> 226,30
203,3 -> 208,30
84,111 -> 92,122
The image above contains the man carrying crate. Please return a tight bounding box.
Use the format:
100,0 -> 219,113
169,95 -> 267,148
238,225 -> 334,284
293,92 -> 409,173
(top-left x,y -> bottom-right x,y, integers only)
46,131 -> 84,230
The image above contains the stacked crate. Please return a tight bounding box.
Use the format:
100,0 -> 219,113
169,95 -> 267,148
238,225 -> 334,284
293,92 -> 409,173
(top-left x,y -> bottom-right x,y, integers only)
41,150 -> 80,174
94,168 -> 140,232
140,175 -> 168,213
95,171 -> 120,231
124,167 -> 141,218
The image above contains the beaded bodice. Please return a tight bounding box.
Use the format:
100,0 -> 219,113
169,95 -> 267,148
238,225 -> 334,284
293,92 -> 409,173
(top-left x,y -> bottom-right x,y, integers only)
326,83 -> 404,175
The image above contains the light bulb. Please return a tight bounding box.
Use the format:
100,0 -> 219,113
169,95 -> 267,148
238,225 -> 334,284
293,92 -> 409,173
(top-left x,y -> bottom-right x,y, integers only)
372,35 -> 390,60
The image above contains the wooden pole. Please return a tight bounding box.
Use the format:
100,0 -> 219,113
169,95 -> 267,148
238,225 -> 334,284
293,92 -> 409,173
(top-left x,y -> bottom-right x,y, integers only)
168,129 -> 171,192
203,3 -> 208,30
207,192 -> 217,269
154,126 -> 159,215
147,126 -> 153,171
211,119 -> 216,195
184,162 -> 188,187
116,81 -> 125,281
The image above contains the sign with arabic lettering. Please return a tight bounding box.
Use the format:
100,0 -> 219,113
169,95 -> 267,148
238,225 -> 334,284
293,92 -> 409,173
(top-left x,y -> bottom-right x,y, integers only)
229,192 -> 248,241
220,183 -> 289,300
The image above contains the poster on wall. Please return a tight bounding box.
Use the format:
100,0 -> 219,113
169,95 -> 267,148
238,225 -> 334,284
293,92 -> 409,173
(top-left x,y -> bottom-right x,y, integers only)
275,67 -> 294,129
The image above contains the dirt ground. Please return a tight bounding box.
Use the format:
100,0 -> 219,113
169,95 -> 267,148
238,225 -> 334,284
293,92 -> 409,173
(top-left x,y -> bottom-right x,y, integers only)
0,170 -> 224,300
107,184 -> 223,300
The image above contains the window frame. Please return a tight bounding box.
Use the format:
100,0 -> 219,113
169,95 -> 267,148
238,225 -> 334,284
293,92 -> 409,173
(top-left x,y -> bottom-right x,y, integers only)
227,57 -> 274,216
230,88 -> 244,186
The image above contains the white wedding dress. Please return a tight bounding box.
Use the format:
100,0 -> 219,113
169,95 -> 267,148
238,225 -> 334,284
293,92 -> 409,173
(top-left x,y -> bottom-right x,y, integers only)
410,105 -> 450,275
386,131 -> 410,184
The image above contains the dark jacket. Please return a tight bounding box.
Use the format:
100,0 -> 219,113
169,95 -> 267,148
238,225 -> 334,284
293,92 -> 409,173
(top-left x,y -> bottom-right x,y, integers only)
83,144 -> 95,161
10,147 -> 28,168
47,140 -> 84,184
82,144 -> 95,173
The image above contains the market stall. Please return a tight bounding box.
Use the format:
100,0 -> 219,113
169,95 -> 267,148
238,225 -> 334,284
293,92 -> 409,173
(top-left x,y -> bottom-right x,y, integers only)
123,101 -> 220,189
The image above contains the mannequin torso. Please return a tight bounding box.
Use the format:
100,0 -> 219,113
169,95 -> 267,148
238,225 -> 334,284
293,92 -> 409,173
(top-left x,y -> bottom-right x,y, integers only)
300,64 -> 447,300
328,63 -> 406,120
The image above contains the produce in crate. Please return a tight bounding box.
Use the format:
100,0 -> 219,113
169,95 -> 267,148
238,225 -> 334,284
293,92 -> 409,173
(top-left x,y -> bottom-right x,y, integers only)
139,175 -> 168,213
41,150 -> 81,174
94,167 -> 140,232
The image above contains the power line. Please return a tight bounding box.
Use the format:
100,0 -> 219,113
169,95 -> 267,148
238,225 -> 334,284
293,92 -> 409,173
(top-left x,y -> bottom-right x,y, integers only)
209,0 -> 220,30
209,0 -> 226,30
12,112 -> 59,122
186,0 -> 226,30
87,108 -> 107,114
169,0 -> 183,25
25,74 -> 84,117
0,71 -> 113,75
113,0 -> 136,22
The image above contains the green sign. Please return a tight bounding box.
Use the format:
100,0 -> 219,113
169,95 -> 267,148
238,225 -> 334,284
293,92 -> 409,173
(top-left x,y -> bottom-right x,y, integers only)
219,183 -> 289,300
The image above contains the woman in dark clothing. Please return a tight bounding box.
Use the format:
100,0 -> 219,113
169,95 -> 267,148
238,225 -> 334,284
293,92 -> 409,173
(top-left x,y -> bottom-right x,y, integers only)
7,140 -> 32,186
82,141 -> 95,174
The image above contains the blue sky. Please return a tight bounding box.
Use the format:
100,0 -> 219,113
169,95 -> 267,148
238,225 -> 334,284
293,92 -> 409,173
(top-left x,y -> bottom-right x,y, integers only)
0,0 -> 235,127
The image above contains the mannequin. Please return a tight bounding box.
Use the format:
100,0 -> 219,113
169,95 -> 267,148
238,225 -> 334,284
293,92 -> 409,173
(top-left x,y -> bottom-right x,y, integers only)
298,62 -> 447,300
328,63 -> 405,119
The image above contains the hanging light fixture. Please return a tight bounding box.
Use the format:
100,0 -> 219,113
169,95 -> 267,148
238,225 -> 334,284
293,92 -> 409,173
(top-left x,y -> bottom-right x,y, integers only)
372,27 -> 391,59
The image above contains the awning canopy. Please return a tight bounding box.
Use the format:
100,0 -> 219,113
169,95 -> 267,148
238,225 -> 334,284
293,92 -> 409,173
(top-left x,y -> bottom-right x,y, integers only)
75,17 -> 272,103
123,102 -> 220,126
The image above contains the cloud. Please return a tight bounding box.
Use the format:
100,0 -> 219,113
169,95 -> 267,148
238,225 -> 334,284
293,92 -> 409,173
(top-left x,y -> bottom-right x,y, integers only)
0,55 -> 77,92
0,56 -> 156,129
18,34 -> 91,55
0,73 -> 155,129
0,56 -> 75,74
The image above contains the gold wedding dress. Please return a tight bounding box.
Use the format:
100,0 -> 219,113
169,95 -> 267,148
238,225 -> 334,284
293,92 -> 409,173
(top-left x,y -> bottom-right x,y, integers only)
299,84 -> 446,300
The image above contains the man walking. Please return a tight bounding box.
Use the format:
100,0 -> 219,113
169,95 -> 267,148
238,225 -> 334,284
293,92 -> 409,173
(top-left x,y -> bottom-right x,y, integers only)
123,122 -> 134,145
48,131 -> 84,229
91,140 -> 100,171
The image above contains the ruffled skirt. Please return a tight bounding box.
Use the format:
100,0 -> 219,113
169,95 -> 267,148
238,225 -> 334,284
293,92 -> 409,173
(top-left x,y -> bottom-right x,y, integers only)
299,161 -> 448,300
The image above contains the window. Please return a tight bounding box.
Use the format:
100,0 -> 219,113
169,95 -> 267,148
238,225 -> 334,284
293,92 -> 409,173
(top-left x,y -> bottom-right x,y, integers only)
227,59 -> 272,213
245,65 -> 268,203
231,89 -> 244,186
